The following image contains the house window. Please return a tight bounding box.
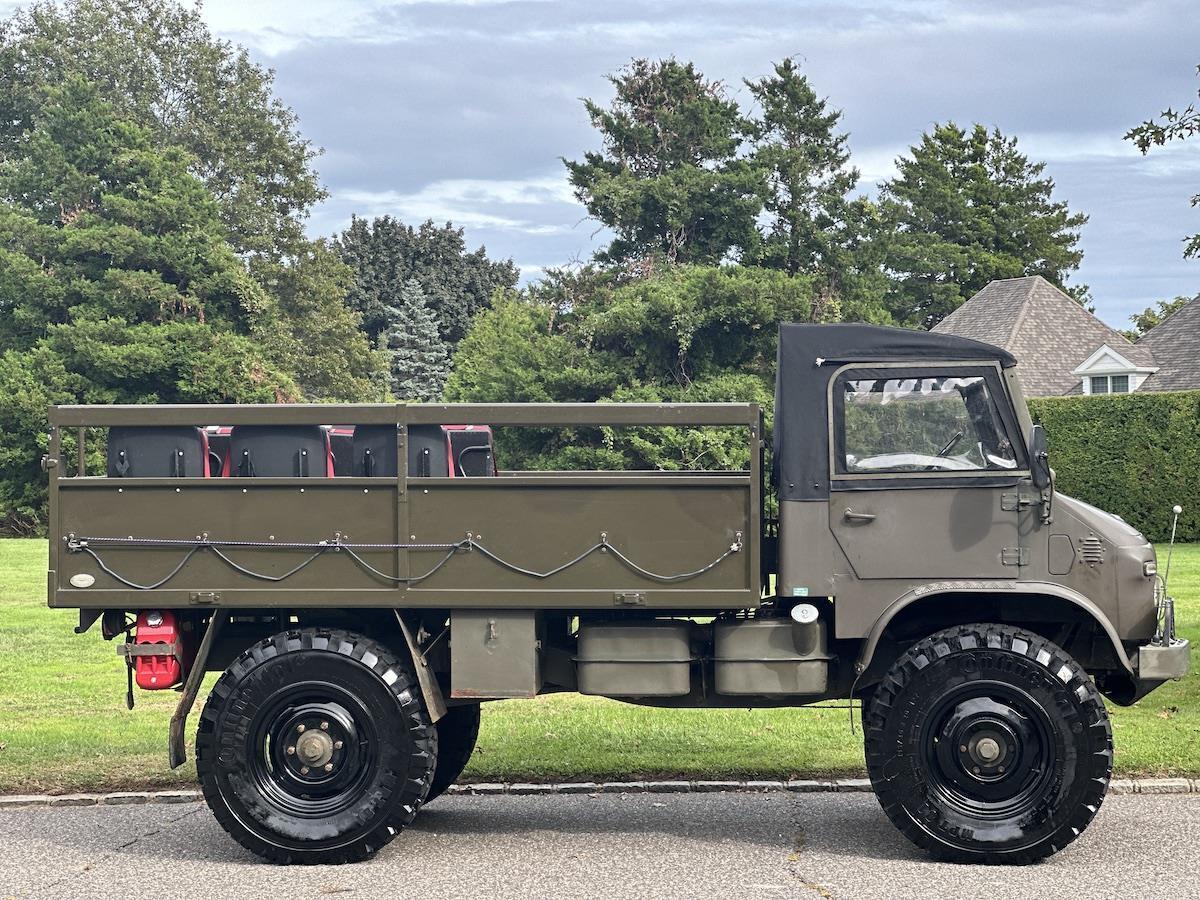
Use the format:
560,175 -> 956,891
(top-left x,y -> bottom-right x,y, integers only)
1089,375 -> 1131,394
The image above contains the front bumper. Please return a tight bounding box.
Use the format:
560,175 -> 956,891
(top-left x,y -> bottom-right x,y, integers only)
1136,639 -> 1191,682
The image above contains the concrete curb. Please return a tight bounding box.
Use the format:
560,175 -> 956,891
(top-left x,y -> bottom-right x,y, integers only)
2,778 -> 1199,809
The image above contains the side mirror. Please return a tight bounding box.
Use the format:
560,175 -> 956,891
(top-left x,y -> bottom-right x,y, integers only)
1029,424 -> 1051,491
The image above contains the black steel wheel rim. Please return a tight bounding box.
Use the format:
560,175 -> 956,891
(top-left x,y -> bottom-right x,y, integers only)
247,681 -> 380,818
920,681 -> 1058,819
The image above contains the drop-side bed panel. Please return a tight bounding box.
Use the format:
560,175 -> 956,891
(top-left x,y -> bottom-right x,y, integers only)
50,474 -> 755,609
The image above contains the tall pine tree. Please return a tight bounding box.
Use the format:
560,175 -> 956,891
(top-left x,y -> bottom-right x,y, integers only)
381,280 -> 450,401
563,58 -> 762,265
879,123 -> 1088,329
744,59 -> 888,322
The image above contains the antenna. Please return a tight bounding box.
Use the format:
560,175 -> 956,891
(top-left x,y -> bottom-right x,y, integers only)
1163,504 -> 1183,597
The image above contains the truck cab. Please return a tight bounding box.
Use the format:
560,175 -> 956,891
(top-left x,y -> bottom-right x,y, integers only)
771,324 -> 1184,703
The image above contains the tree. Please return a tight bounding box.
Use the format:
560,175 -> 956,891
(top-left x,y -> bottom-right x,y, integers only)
0,0 -> 324,259
335,216 -> 518,345
382,280 -> 451,402
1126,65 -> 1200,258
744,59 -> 889,322
0,77 -> 295,530
879,123 -> 1089,329
447,265 -> 813,470
563,58 -> 762,265
250,241 -> 386,402
1126,295 -> 1192,339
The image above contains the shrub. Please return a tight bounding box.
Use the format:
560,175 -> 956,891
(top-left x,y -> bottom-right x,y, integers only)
1029,390 -> 1200,543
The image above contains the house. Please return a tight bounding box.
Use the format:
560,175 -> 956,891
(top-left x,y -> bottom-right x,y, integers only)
1137,295 -> 1200,392
932,275 -> 1200,397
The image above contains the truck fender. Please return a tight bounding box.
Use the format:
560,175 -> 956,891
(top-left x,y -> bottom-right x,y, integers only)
854,581 -> 1135,677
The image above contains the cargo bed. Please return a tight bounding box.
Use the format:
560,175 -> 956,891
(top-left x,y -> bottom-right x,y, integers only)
46,403 -> 762,611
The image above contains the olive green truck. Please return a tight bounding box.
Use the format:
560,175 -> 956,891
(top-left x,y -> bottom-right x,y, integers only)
45,324 -> 1189,865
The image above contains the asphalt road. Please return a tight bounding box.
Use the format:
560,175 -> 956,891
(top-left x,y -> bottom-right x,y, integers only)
2,792 -> 1199,900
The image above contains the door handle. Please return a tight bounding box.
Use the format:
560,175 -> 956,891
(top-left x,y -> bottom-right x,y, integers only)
843,508 -> 877,523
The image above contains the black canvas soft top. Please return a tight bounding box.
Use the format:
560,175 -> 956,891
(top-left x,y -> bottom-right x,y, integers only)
773,323 -> 1017,501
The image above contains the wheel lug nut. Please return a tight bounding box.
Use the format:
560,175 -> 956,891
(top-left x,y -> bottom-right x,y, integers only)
334,740 -> 344,750
998,766 -> 1005,773
324,763 -> 334,772
297,724 -> 306,733
320,721 -> 329,731
286,746 -> 296,755
960,745 -> 967,753
972,766 -> 981,774
301,766 -> 310,775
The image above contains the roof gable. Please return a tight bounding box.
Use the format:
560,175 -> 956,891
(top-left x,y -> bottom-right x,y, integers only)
1072,343 -> 1157,376
934,276 -> 1155,396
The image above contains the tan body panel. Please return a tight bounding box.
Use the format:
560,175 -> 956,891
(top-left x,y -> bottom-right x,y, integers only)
47,404 -> 761,611
828,486 -> 1017,580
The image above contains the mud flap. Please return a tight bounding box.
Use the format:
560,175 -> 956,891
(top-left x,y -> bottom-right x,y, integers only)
167,609 -> 228,769
395,611 -> 447,723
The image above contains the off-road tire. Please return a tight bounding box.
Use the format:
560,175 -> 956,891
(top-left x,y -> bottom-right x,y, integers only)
196,628 -> 437,864
864,623 -> 1112,864
425,703 -> 482,803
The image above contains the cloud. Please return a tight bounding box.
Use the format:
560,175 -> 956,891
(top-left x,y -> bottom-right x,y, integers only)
336,175 -> 578,235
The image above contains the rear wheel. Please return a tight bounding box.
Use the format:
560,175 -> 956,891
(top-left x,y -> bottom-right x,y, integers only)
425,703 -> 482,803
196,628 -> 437,864
864,623 -> 1111,864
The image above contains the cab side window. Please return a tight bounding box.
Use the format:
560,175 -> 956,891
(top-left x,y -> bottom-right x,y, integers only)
839,374 -> 1018,474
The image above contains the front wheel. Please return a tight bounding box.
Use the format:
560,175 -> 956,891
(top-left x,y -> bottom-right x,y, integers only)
196,628 -> 437,864
864,623 -> 1112,864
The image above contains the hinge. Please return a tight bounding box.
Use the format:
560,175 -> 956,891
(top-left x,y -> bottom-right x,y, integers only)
613,591 -> 646,607
1001,547 -> 1030,567
1001,492 -> 1036,511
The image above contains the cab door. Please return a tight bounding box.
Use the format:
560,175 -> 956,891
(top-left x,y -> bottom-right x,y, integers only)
826,364 -> 1028,582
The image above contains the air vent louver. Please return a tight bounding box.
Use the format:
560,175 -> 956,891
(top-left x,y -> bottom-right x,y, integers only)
1079,536 -> 1104,565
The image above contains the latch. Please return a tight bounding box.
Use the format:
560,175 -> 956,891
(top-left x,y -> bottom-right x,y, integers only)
613,591 -> 646,606
1001,547 -> 1030,567
1001,492 -> 1036,511
189,591 -> 221,605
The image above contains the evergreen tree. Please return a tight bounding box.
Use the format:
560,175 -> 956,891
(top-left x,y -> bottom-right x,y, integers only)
879,123 -> 1088,329
382,280 -> 451,401
0,0 -> 324,260
0,77 -> 296,529
745,59 -> 858,275
250,241 -> 387,402
563,58 -> 762,265
335,216 -> 518,345
744,59 -> 889,322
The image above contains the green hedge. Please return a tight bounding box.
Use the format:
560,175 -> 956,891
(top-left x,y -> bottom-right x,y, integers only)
1029,390 -> 1200,543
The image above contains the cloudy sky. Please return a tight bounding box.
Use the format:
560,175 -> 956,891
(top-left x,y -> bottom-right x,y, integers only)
20,0 -> 1200,327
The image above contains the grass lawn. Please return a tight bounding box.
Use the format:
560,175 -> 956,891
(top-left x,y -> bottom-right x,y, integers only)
1,538 -> 1197,794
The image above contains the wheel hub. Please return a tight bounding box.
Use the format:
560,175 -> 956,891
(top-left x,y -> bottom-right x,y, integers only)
295,729 -> 335,768
264,700 -> 362,794
926,690 -> 1052,812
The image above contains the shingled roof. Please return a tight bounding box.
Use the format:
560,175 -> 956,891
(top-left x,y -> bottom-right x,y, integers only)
932,276 -> 1156,396
1137,296 -> 1200,392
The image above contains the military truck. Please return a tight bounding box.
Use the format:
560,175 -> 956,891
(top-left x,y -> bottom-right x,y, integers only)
44,324 -> 1188,865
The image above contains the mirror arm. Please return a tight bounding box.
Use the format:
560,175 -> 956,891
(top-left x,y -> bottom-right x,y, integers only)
1039,464 -> 1055,525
